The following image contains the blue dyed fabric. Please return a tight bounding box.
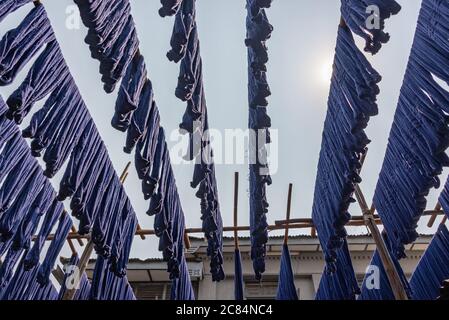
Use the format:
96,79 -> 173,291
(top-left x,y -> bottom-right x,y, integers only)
6,40 -> 70,125
112,53 -> 147,134
410,224 -> 449,300
234,249 -> 244,300
358,233 -> 411,300
312,23 -> 380,294
245,0 -> 273,281
58,255 -> 92,300
0,0 -> 32,23
0,4 -> 54,86
74,1 -> 196,291
276,244 -> 298,300
90,256 -> 136,300
315,240 -> 359,300
158,0 -> 183,17
163,0 -> 224,282
340,0 -> 401,54
373,0 -> 449,259
74,0 -> 139,93
0,4 -> 139,299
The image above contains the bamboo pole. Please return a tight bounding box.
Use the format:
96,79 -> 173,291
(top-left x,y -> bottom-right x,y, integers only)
427,203 -> 442,228
283,184 -> 293,245
184,230 -> 191,250
234,172 -> 239,250
353,184 -> 409,300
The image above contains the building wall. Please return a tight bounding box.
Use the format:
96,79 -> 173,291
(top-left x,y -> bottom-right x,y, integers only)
122,235 -> 431,300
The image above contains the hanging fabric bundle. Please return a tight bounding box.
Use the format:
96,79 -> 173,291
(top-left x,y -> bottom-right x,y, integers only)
0,4 -> 54,86
312,24 -> 381,275
112,53 -> 147,134
160,0 -> 224,282
6,41 -> 70,125
4,213 -> 71,300
311,0 -> 401,294
0,0 -> 32,23
234,249 -> 244,300
158,0 -> 183,17
373,0 -> 449,259
244,0 -> 273,281
276,244 -> 298,300
74,0 -> 139,93
73,1 -> 197,290
1,258 -> 58,301
340,0 -> 401,54
410,224 -> 449,300
358,232 -> 411,300
148,155 -> 195,300
36,213 -> 72,286
58,255 -> 91,300
0,159 -> 44,242
169,189 -> 195,300
90,256 -> 136,300
0,3 -> 140,299
315,241 -> 359,300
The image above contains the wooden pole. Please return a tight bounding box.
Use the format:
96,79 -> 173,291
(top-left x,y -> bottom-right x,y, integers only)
234,172 -> 239,250
353,184 -> 409,300
184,230 -> 191,250
427,203 -> 442,228
283,184 -> 293,246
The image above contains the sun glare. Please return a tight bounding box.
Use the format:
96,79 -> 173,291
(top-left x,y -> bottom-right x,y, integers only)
320,61 -> 333,84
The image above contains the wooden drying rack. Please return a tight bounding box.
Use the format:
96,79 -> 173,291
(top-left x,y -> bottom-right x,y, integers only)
24,2 -> 447,299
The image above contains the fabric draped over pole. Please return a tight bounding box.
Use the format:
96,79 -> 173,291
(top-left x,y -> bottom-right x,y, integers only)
74,0 -> 197,297
234,249 -> 244,300
0,0 -> 31,23
312,0 -> 400,299
0,97 -> 68,300
340,0 -> 401,54
315,240 -> 359,300
276,244 -> 298,300
0,5 -> 55,86
245,0 -> 273,281
373,0 -> 449,260
159,0 -> 224,282
358,233 -> 411,300
58,255 -> 91,300
409,224 -> 449,300
0,3 -> 139,300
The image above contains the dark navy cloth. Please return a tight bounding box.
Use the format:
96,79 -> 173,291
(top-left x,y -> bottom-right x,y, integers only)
0,5 -> 54,86
373,0 -> 449,259
358,233 -> 411,300
410,224 -> 449,300
245,0 -> 273,281
340,0 -> 401,54
58,255 -> 91,300
234,249 -> 244,300
0,0 -> 32,23
276,244 -> 298,300
163,0 -> 224,282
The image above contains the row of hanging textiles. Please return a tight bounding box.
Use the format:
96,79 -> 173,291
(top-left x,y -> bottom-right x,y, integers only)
311,0 -> 401,300
354,0 -> 449,300
0,1 -> 138,300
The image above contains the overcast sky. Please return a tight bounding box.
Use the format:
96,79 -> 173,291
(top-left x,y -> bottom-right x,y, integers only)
0,0 -> 444,261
